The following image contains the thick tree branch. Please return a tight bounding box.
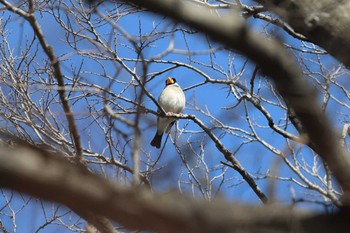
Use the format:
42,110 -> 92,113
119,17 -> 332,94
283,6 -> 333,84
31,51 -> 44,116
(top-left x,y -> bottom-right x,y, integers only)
0,144 -> 349,233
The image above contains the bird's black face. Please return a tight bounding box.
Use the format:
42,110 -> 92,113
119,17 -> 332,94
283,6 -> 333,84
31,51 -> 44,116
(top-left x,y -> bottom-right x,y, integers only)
165,77 -> 176,86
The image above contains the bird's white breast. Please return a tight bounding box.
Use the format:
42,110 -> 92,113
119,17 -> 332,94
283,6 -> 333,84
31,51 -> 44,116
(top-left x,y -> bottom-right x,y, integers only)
158,84 -> 185,113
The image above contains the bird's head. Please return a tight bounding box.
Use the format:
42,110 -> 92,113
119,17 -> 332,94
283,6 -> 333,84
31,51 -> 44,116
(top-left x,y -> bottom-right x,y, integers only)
165,77 -> 177,86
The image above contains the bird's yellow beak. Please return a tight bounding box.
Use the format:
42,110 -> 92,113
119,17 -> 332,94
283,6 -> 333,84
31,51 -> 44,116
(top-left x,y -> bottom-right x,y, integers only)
166,77 -> 175,85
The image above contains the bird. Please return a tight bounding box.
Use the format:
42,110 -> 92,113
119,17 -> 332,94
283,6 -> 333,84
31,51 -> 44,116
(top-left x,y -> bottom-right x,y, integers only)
150,77 -> 186,148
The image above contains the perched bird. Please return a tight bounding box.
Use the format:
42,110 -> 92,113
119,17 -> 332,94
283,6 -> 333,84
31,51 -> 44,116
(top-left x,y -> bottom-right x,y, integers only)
151,77 -> 186,148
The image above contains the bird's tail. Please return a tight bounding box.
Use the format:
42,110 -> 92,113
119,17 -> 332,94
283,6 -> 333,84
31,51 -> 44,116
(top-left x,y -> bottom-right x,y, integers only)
150,132 -> 163,148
